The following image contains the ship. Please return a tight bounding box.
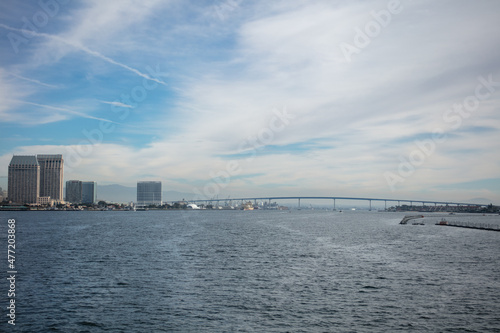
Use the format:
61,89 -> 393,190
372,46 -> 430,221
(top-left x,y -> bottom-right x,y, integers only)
242,201 -> 254,210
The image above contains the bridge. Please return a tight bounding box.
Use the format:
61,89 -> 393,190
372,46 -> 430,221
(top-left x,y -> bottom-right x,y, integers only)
188,196 -> 489,210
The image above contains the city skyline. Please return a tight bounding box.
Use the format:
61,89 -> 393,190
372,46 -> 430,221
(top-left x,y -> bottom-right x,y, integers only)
2,152 -> 496,207
1,1 -> 499,203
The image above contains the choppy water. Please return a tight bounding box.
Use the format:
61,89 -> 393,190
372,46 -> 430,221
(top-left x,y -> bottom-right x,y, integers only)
1,210 -> 499,332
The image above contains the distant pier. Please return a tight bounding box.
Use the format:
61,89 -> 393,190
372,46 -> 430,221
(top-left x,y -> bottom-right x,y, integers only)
400,214 -> 500,232
437,221 -> 500,232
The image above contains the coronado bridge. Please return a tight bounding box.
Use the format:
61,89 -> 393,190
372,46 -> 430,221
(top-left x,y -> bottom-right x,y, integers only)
188,196 -> 490,210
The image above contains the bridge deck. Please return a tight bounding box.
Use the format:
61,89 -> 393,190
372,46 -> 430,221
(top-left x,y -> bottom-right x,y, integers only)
189,196 -> 488,207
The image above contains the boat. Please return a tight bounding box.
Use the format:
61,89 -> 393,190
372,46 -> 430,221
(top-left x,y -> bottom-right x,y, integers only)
412,221 -> 425,225
436,218 -> 448,225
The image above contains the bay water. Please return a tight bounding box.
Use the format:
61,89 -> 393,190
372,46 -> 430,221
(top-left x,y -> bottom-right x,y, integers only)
1,210 -> 499,332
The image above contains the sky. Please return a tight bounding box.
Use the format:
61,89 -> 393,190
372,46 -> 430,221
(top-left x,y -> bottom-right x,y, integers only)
0,0 -> 499,203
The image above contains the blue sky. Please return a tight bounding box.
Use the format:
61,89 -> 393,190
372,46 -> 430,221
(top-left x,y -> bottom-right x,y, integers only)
0,0 -> 499,203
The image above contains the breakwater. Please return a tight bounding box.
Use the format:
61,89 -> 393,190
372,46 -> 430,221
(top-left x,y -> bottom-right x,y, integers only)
437,221 -> 500,232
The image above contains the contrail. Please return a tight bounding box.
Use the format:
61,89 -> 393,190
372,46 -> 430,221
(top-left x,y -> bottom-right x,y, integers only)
0,23 -> 166,86
12,100 -> 120,124
9,73 -> 59,88
99,100 -> 134,108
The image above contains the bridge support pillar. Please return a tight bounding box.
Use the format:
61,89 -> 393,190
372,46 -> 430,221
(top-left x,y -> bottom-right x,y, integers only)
333,199 -> 336,211
298,198 -> 301,209
369,200 -> 372,211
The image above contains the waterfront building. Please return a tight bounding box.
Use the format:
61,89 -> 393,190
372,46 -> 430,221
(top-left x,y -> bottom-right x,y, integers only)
137,181 -> 162,206
8,155 -> 40,204
38,154 -> 64,202
37,196 -> 52,206
66,180 -> 82,203
82,181 -> 97,204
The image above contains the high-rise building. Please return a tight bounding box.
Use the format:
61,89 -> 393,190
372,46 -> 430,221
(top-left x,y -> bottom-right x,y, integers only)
66,180 -> 82,203
137,181 -> 162,206
65,180 -> 97,204
37,155 -> 64,202
82,181 -> 97,204
8,155 -> 40,204
8,154 -> 64,205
